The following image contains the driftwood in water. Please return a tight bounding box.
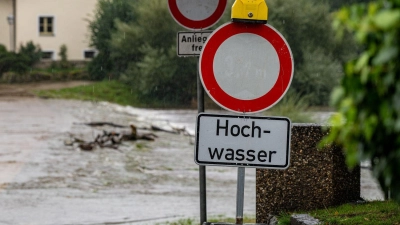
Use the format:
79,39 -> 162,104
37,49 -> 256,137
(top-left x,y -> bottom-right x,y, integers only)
68,121 -> 194,151
67,124 -> 158,151
75,121 -> 193,136
79,122 -> 128,128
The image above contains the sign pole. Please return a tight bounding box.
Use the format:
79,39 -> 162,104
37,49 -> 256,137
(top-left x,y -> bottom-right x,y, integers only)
236,167 -> 245,225
197,60 -> 207,225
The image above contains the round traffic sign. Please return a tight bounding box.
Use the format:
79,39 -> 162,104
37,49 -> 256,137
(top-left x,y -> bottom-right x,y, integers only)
168,0 -> 227,30
199,22 -> 294,114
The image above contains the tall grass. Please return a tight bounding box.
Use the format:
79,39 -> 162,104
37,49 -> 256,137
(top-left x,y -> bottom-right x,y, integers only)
263,92 -> 314,123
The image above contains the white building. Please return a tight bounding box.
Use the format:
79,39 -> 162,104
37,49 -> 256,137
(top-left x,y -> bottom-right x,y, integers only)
0,0 -> 98,61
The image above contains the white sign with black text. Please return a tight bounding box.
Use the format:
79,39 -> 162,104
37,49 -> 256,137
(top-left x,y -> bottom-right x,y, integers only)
195,113 -> 291,169
177,31 -> 212,56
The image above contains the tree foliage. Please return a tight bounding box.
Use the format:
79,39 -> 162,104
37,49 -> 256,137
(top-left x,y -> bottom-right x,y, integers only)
322,0 -> 400,202
87,0 -> 138,80
88,0 -> 356,106
267,0 -> 357,105
323,0 -> 374,11
0,42 -> 41,76
19,41 -> 42,66
111,1 -> 198,105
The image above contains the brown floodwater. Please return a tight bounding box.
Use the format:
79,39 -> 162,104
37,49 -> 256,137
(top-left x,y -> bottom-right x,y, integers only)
0,94 -> 383,225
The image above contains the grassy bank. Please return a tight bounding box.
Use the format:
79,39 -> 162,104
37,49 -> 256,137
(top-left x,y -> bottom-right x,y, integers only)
161,201 -> 400,225
35,80 -> 197,108
35,80 -> 315,122
279,201 -> 400,225
35,80 -> 141,106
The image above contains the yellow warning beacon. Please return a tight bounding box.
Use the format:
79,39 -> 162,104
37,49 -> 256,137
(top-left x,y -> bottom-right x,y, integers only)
231,0 -> 268,24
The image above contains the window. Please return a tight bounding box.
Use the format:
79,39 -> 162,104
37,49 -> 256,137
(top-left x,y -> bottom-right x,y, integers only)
41,51 -> 54,60
39,16 -> 54,36
84,50 -> 96,59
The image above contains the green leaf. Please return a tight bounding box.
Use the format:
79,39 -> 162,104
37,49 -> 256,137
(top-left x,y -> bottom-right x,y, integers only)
373,47 -> 398,65
330,87 -> 345,106
355,52 -> 370,72
373,10 -> 400,30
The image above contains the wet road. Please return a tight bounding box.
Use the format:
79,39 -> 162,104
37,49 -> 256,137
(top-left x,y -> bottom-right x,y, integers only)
0,97 -> 383,225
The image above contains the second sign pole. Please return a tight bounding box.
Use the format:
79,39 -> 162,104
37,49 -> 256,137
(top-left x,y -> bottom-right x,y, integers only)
236,167 -> 245,224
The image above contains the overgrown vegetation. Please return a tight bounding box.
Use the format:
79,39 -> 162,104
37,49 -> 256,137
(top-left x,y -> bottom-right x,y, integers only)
0,42 -> 89,83
109,1 -> 198,105
278,201 -> 400,225
0,42 -> 41,76
321,0 -> 400,202
87,0 -> 364,107
58,44 -> 70,69
87,0 -> 138,80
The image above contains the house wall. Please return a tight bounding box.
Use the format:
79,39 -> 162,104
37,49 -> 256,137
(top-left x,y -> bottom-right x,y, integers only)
0,0 -> 13,51
17,0 -> 98,60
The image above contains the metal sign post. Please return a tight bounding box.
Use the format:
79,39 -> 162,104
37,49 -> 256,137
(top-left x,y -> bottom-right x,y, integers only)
197,60 -> 207,225
236,167 -> 245,224
170,1 -> 294,224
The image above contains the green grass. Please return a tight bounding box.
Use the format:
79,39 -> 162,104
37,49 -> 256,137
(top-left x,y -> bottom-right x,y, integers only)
35,80 -> 141,106
208,215 -> 256,224
159,215 -> 255,225
263,92 -> 315,123
278,201 -> 400,225
34,80 -> 194,108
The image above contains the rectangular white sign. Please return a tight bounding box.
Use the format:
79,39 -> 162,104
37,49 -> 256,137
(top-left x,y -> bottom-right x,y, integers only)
177,31 -> 212,56
195,113 -> 291,169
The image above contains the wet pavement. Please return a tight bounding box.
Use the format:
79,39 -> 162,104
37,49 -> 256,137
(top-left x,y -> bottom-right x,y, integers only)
0,97 -> 384,225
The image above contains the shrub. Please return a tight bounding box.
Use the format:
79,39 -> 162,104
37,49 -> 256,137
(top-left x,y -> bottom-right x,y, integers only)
322,0 -> 400,202
58,44 -> 70,69
19,41 -> 42,66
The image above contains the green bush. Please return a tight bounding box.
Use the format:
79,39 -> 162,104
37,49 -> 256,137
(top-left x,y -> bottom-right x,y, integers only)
0,42 -> 42,77
0,69 -> 89,83
267,0 -> 357,105
19,41 -> 42,66
88,0 -> 138,80
322,0 -> 400,202
87,52 -> 113,80
58,44 -> 70,69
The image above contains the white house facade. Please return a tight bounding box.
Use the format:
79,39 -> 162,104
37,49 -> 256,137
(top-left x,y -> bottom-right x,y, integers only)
0,0 -> 98,61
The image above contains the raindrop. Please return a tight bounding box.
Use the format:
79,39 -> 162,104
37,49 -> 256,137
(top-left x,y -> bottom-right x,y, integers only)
101,66 -> 103,71
124,32 -> 126,39
282,20 -> 285,24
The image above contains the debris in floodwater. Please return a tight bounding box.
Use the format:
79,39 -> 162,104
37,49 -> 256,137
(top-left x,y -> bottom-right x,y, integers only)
66,124 -> 157,151
67,122 -> 193,151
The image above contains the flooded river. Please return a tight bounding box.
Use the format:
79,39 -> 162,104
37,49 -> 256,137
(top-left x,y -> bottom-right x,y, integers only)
0,97 -> 383,225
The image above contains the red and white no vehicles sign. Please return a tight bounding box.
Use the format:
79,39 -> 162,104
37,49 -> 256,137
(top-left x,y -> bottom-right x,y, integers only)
199,22 -> 294,114
168,0 -> 227,30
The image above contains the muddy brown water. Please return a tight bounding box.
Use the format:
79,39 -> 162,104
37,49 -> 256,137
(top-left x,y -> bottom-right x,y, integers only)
0,97 -> 257,225
0,83 -> 383,225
